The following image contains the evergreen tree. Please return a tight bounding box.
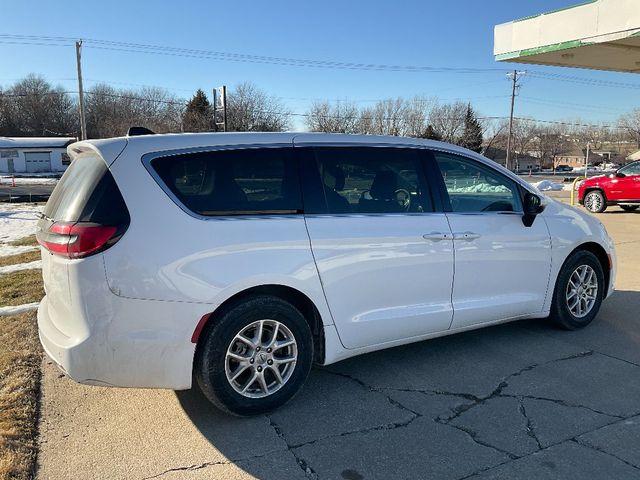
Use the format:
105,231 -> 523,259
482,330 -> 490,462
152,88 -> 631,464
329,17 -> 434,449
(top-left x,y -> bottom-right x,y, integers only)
459,104 -> 483,152
421,124 -> 442,141
182,89 -> 213,132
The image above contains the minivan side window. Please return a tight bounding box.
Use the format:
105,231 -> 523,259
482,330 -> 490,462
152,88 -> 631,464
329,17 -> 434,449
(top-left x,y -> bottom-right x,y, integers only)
433,152 -> 522,213
308,146 -> 433,214
151,147 -> 302,216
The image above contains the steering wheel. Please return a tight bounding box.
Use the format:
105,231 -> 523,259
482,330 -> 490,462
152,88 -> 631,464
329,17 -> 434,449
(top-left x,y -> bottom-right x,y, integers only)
395,189 -> 411,211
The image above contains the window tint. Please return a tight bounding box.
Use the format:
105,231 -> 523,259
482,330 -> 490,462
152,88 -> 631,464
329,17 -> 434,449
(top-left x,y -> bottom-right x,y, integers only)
619,161 -> 640,176
311,147 -> 432,214
434,152 -> 522,213
152,147 -> 302,215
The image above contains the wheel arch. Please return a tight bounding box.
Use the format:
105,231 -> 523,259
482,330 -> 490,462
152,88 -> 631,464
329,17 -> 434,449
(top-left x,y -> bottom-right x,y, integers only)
583,186 -> 607,202
565,242 -> 611,294
192,284 -> 326,364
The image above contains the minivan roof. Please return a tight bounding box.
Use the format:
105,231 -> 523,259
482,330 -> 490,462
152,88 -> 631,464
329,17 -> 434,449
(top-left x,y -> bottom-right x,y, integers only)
71,132 -> 537,195
76,131 -> 463,153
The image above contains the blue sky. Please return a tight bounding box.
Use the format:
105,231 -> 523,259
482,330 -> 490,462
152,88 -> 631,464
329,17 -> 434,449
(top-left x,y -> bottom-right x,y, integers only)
1,0 -> 637,129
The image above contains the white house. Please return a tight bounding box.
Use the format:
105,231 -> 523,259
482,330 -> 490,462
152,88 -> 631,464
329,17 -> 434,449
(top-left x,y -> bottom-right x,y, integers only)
0,137 -> 76,174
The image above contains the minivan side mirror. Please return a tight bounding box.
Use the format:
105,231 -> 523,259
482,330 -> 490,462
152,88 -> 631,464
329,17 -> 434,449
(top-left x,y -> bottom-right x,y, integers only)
522,192 -> 544,227
615,171 -> 626,178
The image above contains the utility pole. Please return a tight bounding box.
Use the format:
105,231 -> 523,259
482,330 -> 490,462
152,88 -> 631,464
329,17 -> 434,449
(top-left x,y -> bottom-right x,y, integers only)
505,70 -> 525,171
75,40 -> 87,140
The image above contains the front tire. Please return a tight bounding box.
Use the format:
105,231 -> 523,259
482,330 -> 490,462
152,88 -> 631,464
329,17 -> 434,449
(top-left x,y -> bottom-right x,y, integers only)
583,190 -> 607,213
620,205 -> 639,212
194,295 -> 313,416
550,250 -> 605,330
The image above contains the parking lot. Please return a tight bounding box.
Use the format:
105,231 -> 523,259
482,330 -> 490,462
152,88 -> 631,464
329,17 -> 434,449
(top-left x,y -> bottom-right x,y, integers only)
37,193 -> 640,480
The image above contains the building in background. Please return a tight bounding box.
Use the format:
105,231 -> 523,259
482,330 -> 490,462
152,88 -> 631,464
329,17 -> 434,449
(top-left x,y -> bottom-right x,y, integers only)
0,137 -> 75,174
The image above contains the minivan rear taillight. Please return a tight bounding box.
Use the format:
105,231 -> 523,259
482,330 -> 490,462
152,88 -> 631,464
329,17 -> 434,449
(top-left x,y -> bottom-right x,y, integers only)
38,222 -> 119,259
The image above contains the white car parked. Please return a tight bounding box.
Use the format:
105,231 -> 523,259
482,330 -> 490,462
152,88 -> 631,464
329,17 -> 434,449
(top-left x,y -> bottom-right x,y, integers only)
37,132 -> 616,415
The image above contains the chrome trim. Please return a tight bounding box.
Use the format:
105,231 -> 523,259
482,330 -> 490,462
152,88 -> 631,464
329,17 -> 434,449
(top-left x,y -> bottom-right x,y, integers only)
302,212 -> 448,219
292,141 -> 430,150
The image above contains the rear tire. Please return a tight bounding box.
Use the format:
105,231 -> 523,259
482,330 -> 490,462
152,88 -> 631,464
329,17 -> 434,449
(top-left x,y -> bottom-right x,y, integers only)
583,190 -> 607,213
194,295 -> 313,416
550,250 -> 605,330
620,205 -> 639,212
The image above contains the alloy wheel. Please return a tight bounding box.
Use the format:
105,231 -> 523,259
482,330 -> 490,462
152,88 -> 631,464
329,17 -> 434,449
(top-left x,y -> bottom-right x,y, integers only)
225,319 -> 298,398
584,192 -> 603,213
566,264 -> 598,318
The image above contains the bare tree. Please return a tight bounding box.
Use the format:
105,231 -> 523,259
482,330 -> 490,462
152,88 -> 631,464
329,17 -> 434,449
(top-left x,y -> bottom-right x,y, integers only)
305,100 -> 361,133
86,83 -> 183,138
573,121 -> 613,150
481,119 -> 507,157
532,124 -> 570,169
511,118 -> 538,163
367,98 -> 406,136
428,101 -> 467,143
0,74 -> 77,136
227,82 -> 290,132
617,109 -> 640,148
403,97 -> 435,138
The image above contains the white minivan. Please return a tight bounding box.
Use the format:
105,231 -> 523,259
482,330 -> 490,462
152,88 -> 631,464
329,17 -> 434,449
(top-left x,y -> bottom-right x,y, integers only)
38,132 -> 616,415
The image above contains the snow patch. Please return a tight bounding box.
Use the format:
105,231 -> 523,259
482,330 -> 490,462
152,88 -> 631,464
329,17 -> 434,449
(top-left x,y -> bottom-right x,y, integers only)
0,302 -> 40,316
531,180 -> 564,192
0,176 -> 58,185
0,260 -> 42,275
447,183 -> 510,193
0,244 -> 38,258
0,203 -> 42,243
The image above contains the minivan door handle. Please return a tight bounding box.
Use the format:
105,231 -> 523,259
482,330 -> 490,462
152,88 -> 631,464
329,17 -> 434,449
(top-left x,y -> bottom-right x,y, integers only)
453,232 -> 481,241
423,232 -> 451,241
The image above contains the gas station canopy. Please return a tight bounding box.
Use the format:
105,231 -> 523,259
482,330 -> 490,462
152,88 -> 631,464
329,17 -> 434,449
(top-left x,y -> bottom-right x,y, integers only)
494,0 -> 640,72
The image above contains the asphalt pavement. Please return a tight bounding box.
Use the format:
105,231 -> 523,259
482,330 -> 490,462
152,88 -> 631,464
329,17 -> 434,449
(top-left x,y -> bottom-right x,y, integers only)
37,193 -> 640,480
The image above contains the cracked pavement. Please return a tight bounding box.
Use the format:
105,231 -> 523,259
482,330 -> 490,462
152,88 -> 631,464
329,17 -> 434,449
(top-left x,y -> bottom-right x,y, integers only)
37,203 -> 640,479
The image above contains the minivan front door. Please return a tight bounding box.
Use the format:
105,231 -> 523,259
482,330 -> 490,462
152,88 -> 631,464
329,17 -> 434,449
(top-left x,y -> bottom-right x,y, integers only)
297,144 -> 454,350
432,151 -> 552,329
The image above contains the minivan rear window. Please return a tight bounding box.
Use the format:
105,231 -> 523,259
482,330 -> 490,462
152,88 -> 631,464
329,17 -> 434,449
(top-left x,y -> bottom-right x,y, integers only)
151,147 -> 302,216
44,152 -> 129,224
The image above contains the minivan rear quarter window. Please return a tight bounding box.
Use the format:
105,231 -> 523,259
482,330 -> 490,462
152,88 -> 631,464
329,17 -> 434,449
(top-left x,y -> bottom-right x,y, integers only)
151,147 -> 302,216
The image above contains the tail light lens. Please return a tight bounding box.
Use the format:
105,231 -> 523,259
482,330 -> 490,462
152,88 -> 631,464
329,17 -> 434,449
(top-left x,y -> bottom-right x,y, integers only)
37,222 -> 119,259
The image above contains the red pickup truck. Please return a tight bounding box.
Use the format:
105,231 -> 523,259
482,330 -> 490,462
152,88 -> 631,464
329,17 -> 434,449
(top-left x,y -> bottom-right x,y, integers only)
579,161 -> 640,213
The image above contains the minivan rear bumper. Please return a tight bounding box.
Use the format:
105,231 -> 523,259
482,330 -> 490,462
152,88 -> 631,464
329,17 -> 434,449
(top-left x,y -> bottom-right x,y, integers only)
38,295 -> 92,381
38,289 -> 210,390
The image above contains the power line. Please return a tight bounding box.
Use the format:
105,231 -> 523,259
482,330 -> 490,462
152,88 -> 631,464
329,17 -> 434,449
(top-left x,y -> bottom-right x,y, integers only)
519,96 -> 624,115
3,34 -> 640,94
528,71 -> 640,90
0,34 -> 509,74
